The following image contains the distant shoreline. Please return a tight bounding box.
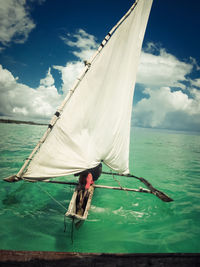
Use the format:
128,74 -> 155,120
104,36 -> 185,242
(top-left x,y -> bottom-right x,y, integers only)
0,118 -> 48,126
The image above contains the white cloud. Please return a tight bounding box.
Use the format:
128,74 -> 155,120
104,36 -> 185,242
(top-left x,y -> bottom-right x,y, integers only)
61,29 -> 98,50
189,57 -> 200,71
0,65 -> 62,121
190,78 -> 200,88
143,42 -> 160,53
133,44 -> 200,131
54,29 -> 99,94
133,87 -> 200,131
53,62 -> 84,94
0,29 -> 98,121
60,29 -> 98,61
40,68 -> 54,87
0,0 -> 35,47
137,48 -> 193,89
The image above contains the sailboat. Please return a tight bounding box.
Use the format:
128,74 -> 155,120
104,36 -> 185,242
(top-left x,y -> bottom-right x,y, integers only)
4,0 -> 173,223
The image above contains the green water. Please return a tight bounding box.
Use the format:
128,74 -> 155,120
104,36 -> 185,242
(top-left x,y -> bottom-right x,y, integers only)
0,123 -> 200,253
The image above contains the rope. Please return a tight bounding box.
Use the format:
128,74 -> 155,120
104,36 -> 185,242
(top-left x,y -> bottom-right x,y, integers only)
112,173 -> 128,196
112,173 -> 123,189
35,182 -> 68,212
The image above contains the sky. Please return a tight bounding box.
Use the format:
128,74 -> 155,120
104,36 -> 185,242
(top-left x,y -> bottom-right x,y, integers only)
0,0 -> 200,131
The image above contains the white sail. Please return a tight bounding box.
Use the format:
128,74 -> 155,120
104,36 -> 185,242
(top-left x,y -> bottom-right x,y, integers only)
23,0 -> 153,179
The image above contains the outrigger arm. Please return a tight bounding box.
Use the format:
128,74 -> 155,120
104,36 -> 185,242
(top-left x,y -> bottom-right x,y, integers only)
3,173 -> 173,203
41,178 -> 173,202
102,171 -> 173,202
3,171 -> 173,202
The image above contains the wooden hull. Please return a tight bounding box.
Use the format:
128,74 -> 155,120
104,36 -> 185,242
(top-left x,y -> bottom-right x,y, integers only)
65,185 -> 94,222
1,250 -> 199,267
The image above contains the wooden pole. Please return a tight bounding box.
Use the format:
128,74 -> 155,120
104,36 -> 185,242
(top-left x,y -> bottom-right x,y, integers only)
94,184 -> 150,193
41,180 -> 151,194
102,171 -> 173,202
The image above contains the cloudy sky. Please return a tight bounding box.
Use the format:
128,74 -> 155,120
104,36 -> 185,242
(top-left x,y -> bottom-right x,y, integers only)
0,0 -> 200,131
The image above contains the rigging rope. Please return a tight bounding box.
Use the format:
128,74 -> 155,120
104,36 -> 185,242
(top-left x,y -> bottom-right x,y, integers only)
112,173 -> 129,196
112,173 -> 123,189
35,182 -> 68,212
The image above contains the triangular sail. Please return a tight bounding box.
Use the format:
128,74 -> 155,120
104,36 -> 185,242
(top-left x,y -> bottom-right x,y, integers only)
23,0 -> 153,179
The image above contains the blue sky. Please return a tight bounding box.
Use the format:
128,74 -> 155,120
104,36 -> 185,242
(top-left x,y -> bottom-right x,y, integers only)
0,0 -> 200,131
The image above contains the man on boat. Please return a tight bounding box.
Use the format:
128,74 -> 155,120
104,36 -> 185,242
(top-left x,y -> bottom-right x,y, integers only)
76,163 -> 102,215
89,163 -> 102,182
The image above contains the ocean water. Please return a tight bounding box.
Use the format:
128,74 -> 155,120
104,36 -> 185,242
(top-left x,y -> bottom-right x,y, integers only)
0,123 -> 200,253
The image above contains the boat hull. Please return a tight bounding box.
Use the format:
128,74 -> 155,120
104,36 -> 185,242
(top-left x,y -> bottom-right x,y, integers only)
1,250 -> 199,267
65,185 -> 94,223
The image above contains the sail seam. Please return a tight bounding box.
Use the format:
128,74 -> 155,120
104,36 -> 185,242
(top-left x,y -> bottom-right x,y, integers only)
36,182 -> 68,212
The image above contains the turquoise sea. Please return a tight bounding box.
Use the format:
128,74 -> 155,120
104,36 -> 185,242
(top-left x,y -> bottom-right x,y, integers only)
0,123 -> 200,253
